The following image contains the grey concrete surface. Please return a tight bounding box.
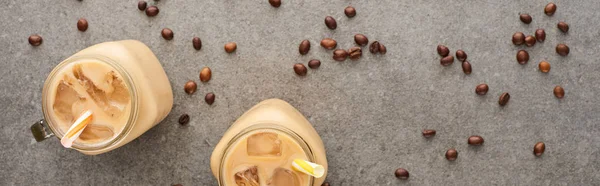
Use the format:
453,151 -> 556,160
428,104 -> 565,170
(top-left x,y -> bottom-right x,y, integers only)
1,0 -> 600,185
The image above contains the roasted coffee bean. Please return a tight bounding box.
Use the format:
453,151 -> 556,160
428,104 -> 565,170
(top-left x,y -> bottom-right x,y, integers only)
138,1 -> 147,11
28,34 -> 42,46
321,182 -> 330,186
200,67 -> 212,82
394,168 -> 409,180
192,37 -> 202,50
161,28 -> 173,40
544,3 -> 557,16
299,40 -> 310,55
178,114 -> 190,125
172,184 -> 183,186
437,45 -> 449,57
205,93 -> 215,105
520,14 -> 532,24
475,84 -> 489,95
354,34 -> 368,46
535,29 -> 546,42
525,35 -> 536,47
369,41 -> 380,54
184,80 -> 197,94
440,56 -> 454,66
333,49 -> 348,61
556,44 -> 569,56
269,0 -> 281,7
77,18 -> 88,32
308,59 -> 321,69
456,50 -> 467,62
293,63 -> 308,76
557,21 -> 569,33
554,86 -> 565,98
534,142 -> 545,156
498,92 -> 510,106
539,61 -> 551,73
145,5 -> 159,17
324,16 -> 337,30
512,32 -> 525,45
224,42 -> 237,53
320,38 -> 337,50
468,135 -> 484,145
345,6 -> 356,18
516,50 -> 529,64
445,148 -> 458,161
422,129 -> 436,138
348,47 -> 362,60
462,61 -> 472,74
378,43 -> 387,54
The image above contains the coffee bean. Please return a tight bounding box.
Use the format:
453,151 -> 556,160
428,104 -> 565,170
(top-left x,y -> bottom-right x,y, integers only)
498,92 -> 510,106
516,50 -> 529,64
462,61 -> 472,74
378,43 -> 387,54
369,41 -> 380,54
354,34 -> 368,46
200,67 -> 212,82
321,182 -> 330,186
394,168 -> 409,180
445,148 -> 458,161
535,29 -> 546,42
178,114 -> 190,125
437,45 -> 449,57
456,50 -> 467,62
520,14 -> 532,24
138,1 -> 147,11
333,49 -> 348,61
192,37 -> 202,50
544,3 -> 556,16
145,5 -> 159,17
534,142 -> 545,156
475,84 -> 489,95
539,61 -> 551,73
440,56 -> 454,66
161,28 -> 173,40
512,32 -> 525,45
468,135 -> 484,145
299,40 -> 310,55
172,184 -> 183,186
348,47 -> 362,60
554,86 -> 565,99
525,35 -> 536,47
308,59 -> 321,69
224,42 -> 237,53
344,6 -> 356,18
293,63 -> 308,76
77,18 -> 88,32
28,34 -> 42,46
556,44 -> 569,56
320,38 -> 337,50
205,93 -> 215,105
422,129 -> 436,138
184,80 -> 197,95
324,16 -> 337,30
269,0 -> 281,7
557,22 -> 569,33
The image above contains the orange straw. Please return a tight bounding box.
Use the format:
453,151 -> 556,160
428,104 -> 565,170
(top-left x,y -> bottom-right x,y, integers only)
60,110 -> 93,148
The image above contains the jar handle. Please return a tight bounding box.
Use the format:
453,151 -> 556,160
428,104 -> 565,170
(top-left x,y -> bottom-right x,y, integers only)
31,119 -> 54,142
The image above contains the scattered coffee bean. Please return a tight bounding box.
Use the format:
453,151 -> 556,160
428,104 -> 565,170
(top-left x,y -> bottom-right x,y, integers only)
456,50 -> 467,62
348,47 -> 362,60
520,14 -> 532,24
394,168 -> 409,180
308,59 -> 321,69
440,56 -> 454,66
422,129 -> 436,138
321,182 -> 330,186
200,67 -> 212,82
184,80 -> 197,95
324,16 -> 337,30
320,38 -> 337,50
146,5 -> 159,17
293,63 -> 308,76
462,61 -> 472,74
467,135 -> 484,145
205,93 -> 215,105
525,35 -> 536,47
512,32 -> 525,45
192,37 -> 202,50
516,50 -> 529,64
161,28 -> 173,40
445,148 -> 458,161
539,61 -> 551,73
369,41 -> 380,54
172,184 -> 183,186
534,142 -> 545,156
437,45 -> 450,57
333,49 -> 348,61
556,44 -> 569,56
557,21 -> 569,33
178,114 -> 190,125
344,6 -> 356,18
77,18 -> 88,32
224,42 -> 237,53
498,92 -> 510,106
354,34 -> 368,46
269,0 -> 281,7
475,84 -> 489,95
28,34 -> 43,46
138,1 -> 147,11
299,40 -> 310,55
554,86 -> 565,99
544,3 -> 557,16
535,29 -> 546,42
378,43 -> 387,54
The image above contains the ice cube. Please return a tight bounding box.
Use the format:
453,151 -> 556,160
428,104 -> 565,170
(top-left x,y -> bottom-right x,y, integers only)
72,64 -> 129,117
53,80 -> 80,122
268,168 -> 300,186
79,124 -> 114,143
247,132 -> 281,156
234,166 -> 260,186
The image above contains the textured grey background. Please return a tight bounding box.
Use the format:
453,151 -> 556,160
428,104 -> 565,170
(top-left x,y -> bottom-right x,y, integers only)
1,0 -> 599,185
